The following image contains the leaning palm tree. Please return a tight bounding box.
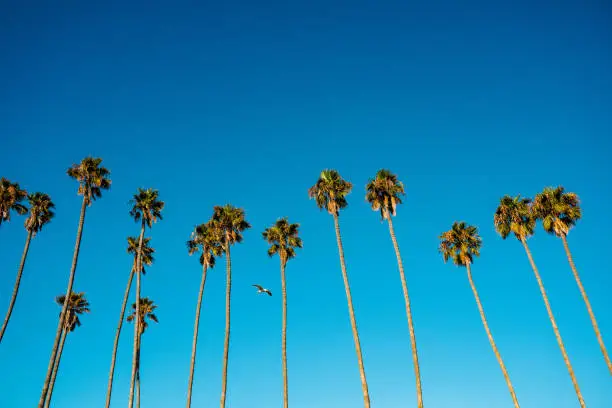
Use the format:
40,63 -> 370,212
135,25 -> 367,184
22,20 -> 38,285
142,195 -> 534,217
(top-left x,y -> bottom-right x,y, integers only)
262,218 -> 303,408
127,188 -> 164,408
365,169 -> 423,407
0,177 -> 28,226
533,186 -> 611,374
308,169 -> 370,407
105,237 -> 155,408
1,192 -> 55,342
44,291 -> 90,408
439,221 -> 520,408
39,157 -> 110,407
211,205 -> 251,408
185,222 -> 222,408
127,297 -> 159,408
495,195 -> 585,407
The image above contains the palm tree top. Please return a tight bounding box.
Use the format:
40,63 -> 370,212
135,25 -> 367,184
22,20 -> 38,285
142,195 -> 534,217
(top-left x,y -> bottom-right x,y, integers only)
127,236 -> 155,274
308,169 -> 352,215
0,177 -> 28,225
66,157 -> 111,206
129,188 -> 164,228
25,192 -> 55,234
532,186 -> 581,237
187,222 -> 223,267
365,169 -> 405,220
494,195 -> 535,241
439,221 -> 482,267
210,205 -> 251,247
262,217 -> 303,261
127,297 -> 158,335
56,291 -> 90,332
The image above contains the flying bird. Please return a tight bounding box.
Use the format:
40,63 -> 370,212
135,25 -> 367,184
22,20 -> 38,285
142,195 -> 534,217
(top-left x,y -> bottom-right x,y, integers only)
252,284 -> 272,296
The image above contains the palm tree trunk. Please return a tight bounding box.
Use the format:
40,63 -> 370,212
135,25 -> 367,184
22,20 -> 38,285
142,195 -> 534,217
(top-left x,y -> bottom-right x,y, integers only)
521,238 -> 585,407
44,328 -> 68,408
136,333 -> 141,408
560,234 -> 612,374
332,213 -> 370,408
386,215 -> 423,407
0,229 -> 33,343
220,237 -> 231,408
281,257 -> 289,408
38,197 -> 87,408
186,263 -> 209,408
466,263 -> 520,408
105,267 -> 136,408
128,222 -> 146,408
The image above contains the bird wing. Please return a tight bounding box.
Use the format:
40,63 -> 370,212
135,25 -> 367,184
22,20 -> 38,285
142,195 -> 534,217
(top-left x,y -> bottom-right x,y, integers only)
252,284 -> 263,291
265,289 -> 272,296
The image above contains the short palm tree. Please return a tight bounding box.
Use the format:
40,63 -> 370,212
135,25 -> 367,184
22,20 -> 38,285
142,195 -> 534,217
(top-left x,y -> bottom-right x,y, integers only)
1,192 -> 55,342
39,157 -> 110,408
127,297 -> 158,408
262,218 -> 303,408
495,195 -> 584,407
439,221 -> 520,407
105,237 -> 155,408
308,169 -> 370,407
127,188 -> 164,408
532,186 -> 611,374
44,292 -> 90,408
211,205 -> 251,408
0,177 -> 27,226
185,222 -> 222,408
365,169 -> 423,407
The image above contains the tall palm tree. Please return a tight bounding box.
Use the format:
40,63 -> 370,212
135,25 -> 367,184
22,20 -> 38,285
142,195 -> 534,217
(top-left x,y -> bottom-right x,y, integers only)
105,237 -> 155,408
495,195 -> 585,407
1,192 -> 55,342
211,205 -> 251,408
39,157 -> 110,407
44,292 -> 90,408
365,169 -> 424,407
127,297 -> 159,408
439,221 -> 520,408
262,218 -> 303,408
308,169 -> 370,407
127,188 -> 164,408
185,222 -> 222,408
0,177 -> 27,225
533,186 -> 611,374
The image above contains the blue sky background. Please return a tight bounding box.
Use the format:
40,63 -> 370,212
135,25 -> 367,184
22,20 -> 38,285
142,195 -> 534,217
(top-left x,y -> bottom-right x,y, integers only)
1,0 -> 611,407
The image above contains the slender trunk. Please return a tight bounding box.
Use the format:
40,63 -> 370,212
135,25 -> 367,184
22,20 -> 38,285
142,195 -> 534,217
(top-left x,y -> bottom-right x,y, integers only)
38,197 -> 87,407
44,328 -> 68,408
128,222 -> 146,408
521,238 -> 585,407
105,267 -> 136,408
136,333 -> 141,408
220,236 -> 231,408
186,263 -> 209,408
466,263 -> 520,408
332,213 -> 370,408
386,215 -> 423,407
561,234 -> 612,374
0,229 -> 33,343
281,256 -> 289,408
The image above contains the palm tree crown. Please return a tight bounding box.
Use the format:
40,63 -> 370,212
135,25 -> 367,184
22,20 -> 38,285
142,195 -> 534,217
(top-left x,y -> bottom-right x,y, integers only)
262,218 -> 303,261
56,292 -> 90,332
127,298 -> 159,335
308,169 -> 352,215
210,205 -> 251,247
532,186 -> 581,237
365,169 -> 405,220
187,222 -> 223,267
129,188 -> 164,227
25,193 -> 55,235
0,177 -> 28,225
494,195 -> 535,241
439,221 -> 482,266
66,157 -> 111,206
127,237 -> 155,274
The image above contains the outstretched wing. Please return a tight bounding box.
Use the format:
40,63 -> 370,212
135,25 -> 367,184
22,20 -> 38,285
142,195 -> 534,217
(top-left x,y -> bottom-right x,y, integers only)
264,289 -> 272,296
252,284 -> 263,291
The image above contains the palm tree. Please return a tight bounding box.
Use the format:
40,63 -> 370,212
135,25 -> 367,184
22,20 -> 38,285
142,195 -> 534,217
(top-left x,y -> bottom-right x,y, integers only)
365,169 -> 423,407
127,297 -> 159,408
308,169 -> 370,407
127,188 -> 164,408
495,195 -> 585,407
533,186 -> 611,374
44,292 -> 90,408
1,192 -> 55,342
185,222 -> 222,408
211,205 -> 251,408
262,218 -> 303,408
105,237 -> 155,408
38,157 -> 110,407
0,177 -> 27,225
439,221 -> 520,407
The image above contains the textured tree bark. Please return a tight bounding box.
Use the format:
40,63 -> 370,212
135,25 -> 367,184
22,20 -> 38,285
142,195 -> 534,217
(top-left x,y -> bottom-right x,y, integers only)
128,222 -> 146,408
186,263 -> 209,407
220,235 -> 231,408
281,256 -> 289,408
44,328 -> 68,408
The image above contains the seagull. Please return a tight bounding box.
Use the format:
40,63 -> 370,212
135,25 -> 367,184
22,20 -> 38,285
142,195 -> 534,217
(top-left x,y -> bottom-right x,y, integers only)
252,284 -> 272,296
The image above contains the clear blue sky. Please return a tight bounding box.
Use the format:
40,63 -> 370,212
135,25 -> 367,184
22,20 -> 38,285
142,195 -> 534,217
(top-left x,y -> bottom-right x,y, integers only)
1,1 -> 610,407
